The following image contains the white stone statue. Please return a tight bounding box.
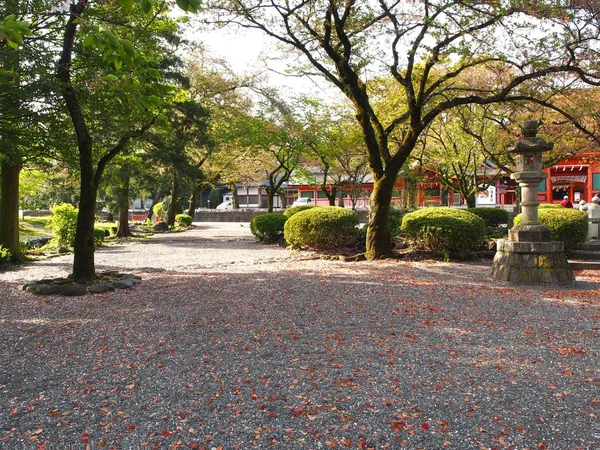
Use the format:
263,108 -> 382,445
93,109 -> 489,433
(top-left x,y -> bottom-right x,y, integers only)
585,195 -> 600,239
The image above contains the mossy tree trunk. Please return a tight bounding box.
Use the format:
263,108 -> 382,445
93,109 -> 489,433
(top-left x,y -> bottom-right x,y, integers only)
365,174 -> 397,260
0,160 -> 26,263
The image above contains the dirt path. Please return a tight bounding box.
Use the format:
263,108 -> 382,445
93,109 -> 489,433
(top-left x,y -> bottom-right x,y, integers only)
0,222 -> 296,284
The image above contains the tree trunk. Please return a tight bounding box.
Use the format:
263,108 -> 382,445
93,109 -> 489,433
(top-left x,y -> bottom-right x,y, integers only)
166,169 -> 180,227
281,190 -> 289,208
0,160 -> 26,263
115,172 -> 132,237
147,194 -> 157,221
405,178 -> 417,209
441,188 -> 449,207
328,186 -> 337,206
0,0 -> 25,263
187,188 -> 197,217
58,1 -> 152,279
466,195 -> 476,209
365,175 -> 396,260
231,182 -> 239,209
72,151 -> 98,281
58,1 -> 96,281
266,187 -> 274,213
319,163 -> 336,206
338,188 -> 345,207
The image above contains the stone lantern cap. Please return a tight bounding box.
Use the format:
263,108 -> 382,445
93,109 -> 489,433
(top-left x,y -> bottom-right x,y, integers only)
509,120 -> 554,154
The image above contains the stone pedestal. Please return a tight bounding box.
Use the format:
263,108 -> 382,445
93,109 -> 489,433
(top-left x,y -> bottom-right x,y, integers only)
508,224 -> 551,242
489,240 -> 574,285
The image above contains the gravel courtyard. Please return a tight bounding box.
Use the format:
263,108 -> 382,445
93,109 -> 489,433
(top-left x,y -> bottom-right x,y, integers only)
1,223 -> 599,449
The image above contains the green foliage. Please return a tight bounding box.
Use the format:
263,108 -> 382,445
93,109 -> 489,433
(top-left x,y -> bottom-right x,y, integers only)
0,15 -> 32,50
175,214 -> 193,226
539,204 -> 562,209
153,202 -> 166,218
513,208 -> 588,250
48,203 -> 78,247
401,207 -> 487,257
467,207 -> 510,227
284,207 -> 359,250
283,204 -> 319,218
0,245 -> 12,264
389,208 -> 411,238
250,213 -> 288,242
93,228 -> 105,245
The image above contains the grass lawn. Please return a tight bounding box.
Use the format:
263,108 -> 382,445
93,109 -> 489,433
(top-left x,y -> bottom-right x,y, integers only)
19,215 -> 118,242
18,216 -> 53,241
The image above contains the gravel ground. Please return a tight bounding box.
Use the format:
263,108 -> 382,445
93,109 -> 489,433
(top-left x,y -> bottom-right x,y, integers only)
0,223 -> 599,450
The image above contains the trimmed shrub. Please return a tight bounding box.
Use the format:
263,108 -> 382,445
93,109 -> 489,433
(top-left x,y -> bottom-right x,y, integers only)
250,213 -> 288,242
48,203 -> 78,247
401,207 -> 486,257
284,204 -> 319,218
467,207 -> 509,227
0,245 -> 11,265
175,214 -> 193,226
152,202 -> 166,218
513,208 -> 587,250
93,228 -> 105,245
284,206 -> 359,250
539,204 -> 563,209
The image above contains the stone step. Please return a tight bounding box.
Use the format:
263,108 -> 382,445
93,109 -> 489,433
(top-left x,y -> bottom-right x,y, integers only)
581,240 -> 600,251
568,240 -> 600,270
568,260 -> 600,271
568,250 -> 600,261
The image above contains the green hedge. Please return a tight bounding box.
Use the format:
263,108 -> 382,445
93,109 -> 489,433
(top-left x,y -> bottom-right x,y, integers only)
93,228 -> 105,245
513,208 -> 588,250
284,207 -> 359,250
48,203 -> 78,247
284,204 -> 319,218
401,207 -> 486,257
467,207 -> 509,227
250,213 -> 288,242
175,214 -> 193,226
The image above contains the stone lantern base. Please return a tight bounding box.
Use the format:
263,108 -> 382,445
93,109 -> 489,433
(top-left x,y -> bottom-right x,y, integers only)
489,240 -> 574,285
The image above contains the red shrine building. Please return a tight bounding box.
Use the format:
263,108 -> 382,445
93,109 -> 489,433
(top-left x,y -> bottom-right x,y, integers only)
540,152 -> 600,204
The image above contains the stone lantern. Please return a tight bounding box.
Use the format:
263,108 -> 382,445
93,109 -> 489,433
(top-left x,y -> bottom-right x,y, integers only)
508,120 -> 552,242
489,120 -> 574,285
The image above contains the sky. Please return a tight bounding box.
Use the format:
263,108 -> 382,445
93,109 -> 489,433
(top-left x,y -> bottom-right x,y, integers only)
189,23 -> 340,101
